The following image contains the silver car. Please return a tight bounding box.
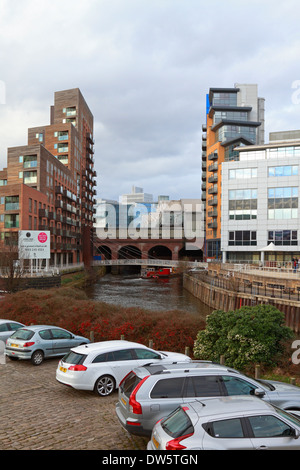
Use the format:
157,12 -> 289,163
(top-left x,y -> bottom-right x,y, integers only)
5,325 -> 90,365
147,396 -> 300,450
116,361 -> 300,437
0,319 -> 25,343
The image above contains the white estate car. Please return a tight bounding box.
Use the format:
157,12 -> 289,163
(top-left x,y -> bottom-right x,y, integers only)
56,340 -> 191,396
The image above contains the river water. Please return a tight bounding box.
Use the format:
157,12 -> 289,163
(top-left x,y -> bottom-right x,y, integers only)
85,273 -> 211,320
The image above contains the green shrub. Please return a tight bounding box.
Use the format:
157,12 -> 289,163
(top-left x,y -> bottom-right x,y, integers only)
193,304 -> 294,370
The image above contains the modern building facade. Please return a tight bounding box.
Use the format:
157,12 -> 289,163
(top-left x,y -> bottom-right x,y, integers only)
221,132 -> 300,264
202,84 -> 265,259
0,88 -> 96,267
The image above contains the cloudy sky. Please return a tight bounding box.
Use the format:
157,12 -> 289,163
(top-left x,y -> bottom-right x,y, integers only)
0,0 -> 300,201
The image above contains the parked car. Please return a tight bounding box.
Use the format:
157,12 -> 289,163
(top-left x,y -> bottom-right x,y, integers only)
0,320 -> 25,343
56,340 -> 191,396
116,361 -> 300,437
147,396 -> 300,450
5,325 -> 90,365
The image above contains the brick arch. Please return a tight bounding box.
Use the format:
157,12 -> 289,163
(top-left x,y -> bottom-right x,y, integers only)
148,245 -> 172,260
94,237 -> 186,261
118,245 -> 142,259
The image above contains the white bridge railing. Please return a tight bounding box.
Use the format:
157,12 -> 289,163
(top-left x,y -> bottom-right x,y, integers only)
92,258 -> 208,268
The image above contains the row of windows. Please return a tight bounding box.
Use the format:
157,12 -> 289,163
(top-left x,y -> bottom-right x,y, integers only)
213,110 -> 248,124
228,231 -> 257,246
211,93 -> 237,107
228,230 -> 299,246
227,187 -> 299,220
228,165 -> 299,179
216,125 -> 257,144
268,230 -> 298,245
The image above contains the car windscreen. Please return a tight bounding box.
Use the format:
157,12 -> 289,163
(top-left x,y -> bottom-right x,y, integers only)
161,407 -> 194,438
62,351 -> 87,365
10,329 -> 34,340
120,372 -> 142,398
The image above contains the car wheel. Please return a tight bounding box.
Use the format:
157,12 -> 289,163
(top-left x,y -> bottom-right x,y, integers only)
94,375 -> 116,396
31,350 -> 44,366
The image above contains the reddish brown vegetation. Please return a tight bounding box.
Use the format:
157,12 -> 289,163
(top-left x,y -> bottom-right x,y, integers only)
0,287 -> 205,354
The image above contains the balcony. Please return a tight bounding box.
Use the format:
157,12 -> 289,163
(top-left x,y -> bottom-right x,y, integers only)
208,209 -> 218,218
208,162 -> 218,172
208,185 -> 218,195
208,196 -> 218,206
208,151 -> 218,161
201,192 -> 206,201
208,174 -> 218,184
201,171 -> 206,181
208,220 -> 218,229
201,182 -> 206,191
86,132 -> 94,144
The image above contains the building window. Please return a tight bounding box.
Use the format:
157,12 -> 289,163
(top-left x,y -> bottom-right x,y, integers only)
216,125 -> 257,144
268,165 -> 298,177
214,110 -> 248,124
66,106 -> 76,116
212,93 -> 237,107
23,155 -> 37,168
268,230 -> 297,246
5,196 -> 19,211
268,187 -> 298,219
4,213 -> 19,228
229,168 -> 257,179
229,189 -> 257,220
228,231 -> 257,246
24,171 -> 37,185
0,179 -> 7,186
57,143 -> 68,153
58,131 -> 69,141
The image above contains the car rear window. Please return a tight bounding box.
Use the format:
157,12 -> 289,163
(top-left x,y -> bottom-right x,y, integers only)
10,329 -> 34,340
161,407 -> 194,438
120,372 -> 143,398
150,377 -> 185,398
62,351 -> 87,365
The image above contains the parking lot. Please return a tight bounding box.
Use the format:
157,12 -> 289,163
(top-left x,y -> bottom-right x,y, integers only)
0,357 -> 148,450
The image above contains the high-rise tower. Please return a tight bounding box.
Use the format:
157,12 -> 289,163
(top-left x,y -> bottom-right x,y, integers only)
202,84 -> 265,259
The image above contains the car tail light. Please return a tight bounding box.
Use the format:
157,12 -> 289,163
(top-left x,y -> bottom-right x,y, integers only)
129,375 -> 150,414
68,364 -> 87,371
166,432 -> 194,450
23,342 -> 35,348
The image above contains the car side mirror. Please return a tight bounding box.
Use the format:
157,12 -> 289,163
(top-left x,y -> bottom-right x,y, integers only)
292,428 -> 300,439
254,388 -> 265,398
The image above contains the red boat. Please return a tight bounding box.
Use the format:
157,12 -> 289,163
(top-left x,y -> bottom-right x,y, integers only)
141,267 -> 176,279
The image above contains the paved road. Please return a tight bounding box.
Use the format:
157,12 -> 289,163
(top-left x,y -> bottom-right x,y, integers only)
0,358 -> 148,450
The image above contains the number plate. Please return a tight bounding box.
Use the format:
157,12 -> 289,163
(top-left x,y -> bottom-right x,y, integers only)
11,343 -> 19,348
121,397 -> 127,406
60,366 -> 67,373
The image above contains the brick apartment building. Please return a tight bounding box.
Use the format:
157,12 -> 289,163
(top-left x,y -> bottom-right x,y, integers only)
0,88 -> 97,267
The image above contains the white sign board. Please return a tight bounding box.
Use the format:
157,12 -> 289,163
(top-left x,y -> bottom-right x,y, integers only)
18,231 -> 51,259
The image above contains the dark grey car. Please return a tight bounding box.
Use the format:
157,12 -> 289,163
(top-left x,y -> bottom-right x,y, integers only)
116,361 -> 300,437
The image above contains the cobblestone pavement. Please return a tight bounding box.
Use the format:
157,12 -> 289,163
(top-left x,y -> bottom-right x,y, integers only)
0,358 -> 148,450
